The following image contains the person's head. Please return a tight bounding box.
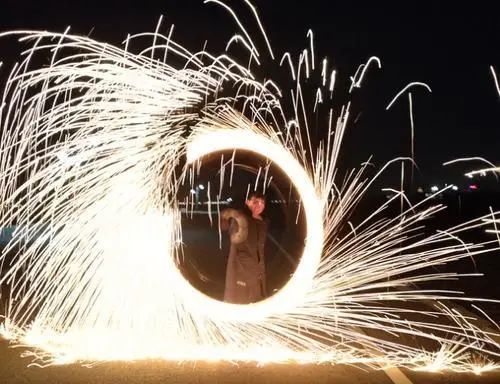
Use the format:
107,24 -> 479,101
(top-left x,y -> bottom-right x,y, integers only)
245,192 -> 266,217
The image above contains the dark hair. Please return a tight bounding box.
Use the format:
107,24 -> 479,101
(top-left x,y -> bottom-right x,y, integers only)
247,191 -> 266,201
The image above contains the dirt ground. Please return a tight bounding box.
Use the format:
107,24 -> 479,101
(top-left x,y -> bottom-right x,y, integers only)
1,337 -> 499,384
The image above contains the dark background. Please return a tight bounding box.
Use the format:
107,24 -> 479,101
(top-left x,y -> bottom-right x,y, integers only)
0,0 -> 498,186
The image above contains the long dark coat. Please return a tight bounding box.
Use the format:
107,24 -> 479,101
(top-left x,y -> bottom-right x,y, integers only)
222,210 -> 267,304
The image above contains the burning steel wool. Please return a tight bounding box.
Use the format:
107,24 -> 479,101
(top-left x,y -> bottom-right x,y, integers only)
0,2 -> 499,373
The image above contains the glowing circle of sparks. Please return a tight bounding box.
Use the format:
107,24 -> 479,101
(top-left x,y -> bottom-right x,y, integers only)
181,128 -> 323,321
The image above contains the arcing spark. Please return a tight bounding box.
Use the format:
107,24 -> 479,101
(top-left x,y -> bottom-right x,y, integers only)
0,9 -> 499,372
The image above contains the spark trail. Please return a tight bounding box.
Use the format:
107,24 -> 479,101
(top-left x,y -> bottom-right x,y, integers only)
0,5 -> 499,373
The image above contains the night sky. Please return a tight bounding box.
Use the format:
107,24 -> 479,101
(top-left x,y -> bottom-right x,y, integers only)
0,1 -> 499,188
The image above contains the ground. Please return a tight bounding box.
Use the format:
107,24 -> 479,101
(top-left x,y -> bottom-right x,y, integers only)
1,337 -> 499,384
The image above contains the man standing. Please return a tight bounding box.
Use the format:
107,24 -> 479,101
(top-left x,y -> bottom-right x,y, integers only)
220,192 -> 267,304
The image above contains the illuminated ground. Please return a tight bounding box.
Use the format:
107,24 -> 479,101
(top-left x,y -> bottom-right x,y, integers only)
0,337 -> 499,384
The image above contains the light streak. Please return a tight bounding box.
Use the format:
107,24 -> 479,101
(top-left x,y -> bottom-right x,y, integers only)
225,35 -> 261,65
329,69 -> 336,95
306,29 -> 315,70
242,0 -> 275,60
386,82 -> 432,110
279,52 -> 296,81
491,66 -> 500,97
204,0 -> 260,59
349,56 -> 381,92
443,157 -> 500,181
444,157 -> 497,169
321,58 -> 328,86
0,4 -> 499,373
408,92 -> 415,172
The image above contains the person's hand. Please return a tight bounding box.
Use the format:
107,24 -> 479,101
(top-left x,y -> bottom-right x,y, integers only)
221,209 -> 248,244
221,208 -> 237,221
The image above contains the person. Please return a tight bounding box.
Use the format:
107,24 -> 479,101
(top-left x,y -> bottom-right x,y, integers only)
220,192 -> 267,304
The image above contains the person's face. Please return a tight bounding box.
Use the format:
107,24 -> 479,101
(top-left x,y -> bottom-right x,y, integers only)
246,197 -> 266,216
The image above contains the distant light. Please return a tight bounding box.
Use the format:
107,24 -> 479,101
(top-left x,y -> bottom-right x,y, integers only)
469,184 -> 478,190
198,184 -> 205,190
227,197 -> 233,202
190,189 -> 196,194
430,186 -> 439,192
466,174 -> 473,179
451,185 -> 458,191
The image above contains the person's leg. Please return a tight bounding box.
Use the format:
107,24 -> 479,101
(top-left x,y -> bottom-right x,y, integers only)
224,256 -> 237,302
247,280 -> 263,303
